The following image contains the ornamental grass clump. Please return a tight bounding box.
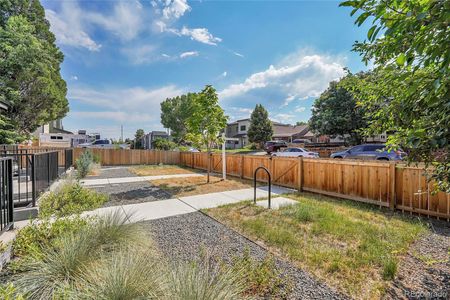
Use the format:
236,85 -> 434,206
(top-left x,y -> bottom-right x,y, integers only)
75,150 -> 97,179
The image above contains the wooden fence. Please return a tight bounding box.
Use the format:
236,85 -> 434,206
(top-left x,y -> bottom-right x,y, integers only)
74,148 -> 449,220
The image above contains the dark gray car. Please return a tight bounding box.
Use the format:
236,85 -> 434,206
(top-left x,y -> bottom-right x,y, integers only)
330,144 -> 406,161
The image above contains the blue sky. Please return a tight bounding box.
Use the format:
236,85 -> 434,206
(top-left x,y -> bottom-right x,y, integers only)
42,0 -> 370,139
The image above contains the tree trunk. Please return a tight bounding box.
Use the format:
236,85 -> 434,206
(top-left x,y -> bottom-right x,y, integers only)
207,150 -> 211,183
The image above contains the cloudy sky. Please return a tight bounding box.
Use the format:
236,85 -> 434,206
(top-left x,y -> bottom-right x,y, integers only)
42,0 -> 370,139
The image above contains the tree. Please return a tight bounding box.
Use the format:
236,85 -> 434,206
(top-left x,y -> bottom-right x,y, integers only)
247,104 -> 273,148
186,85 -> 228,182
153,138 -> 177,150
160,94 -> 195,143
296,121 -> 307,126
310,74 -> 367,145
133,129 -> 145,149
340,0 -> 449,192
0,2 -> 68,142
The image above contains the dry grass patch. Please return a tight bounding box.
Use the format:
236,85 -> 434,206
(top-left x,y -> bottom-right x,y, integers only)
150,175 -> 256,197
205,193 -> 428,299
129,165 -> 198,176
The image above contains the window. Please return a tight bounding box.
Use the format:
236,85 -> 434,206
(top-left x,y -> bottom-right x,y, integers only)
240,125 -> 246,131
350,146 -> 364,153
363,145 -> 384,151
57,136 -> 63,140
50,136 -> 57,140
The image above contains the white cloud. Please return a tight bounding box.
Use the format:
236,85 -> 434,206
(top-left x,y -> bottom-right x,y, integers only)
121,45 -> 158,64
70,75 -> 78,81
226,107 -> 253,121
162,0 -> 191,20
294,106 -> 306,113
85,1 -> 144,41
179,51 -> 199,58
222,71 -> 228,77
232,51 -> 244,58
45,5 -> 101,51
177,27 -> 222,45
45,1 -> 146,51
219,51 -> 346,101
272,113 -> 296,123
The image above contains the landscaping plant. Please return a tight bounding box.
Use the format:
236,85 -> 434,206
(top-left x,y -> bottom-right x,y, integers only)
39,181 -> 108,218
75,150 -> 95,179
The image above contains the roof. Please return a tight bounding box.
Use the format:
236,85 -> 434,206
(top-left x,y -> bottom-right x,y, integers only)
272,124 -> 309,138
232,133 -> 247,138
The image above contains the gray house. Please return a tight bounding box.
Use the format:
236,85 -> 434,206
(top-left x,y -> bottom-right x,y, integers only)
141,131 -> 170,149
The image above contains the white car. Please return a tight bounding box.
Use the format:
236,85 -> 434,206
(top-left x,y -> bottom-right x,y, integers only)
271,147 -> 319,158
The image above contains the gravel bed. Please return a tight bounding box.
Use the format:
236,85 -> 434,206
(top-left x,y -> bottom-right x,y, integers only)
386,220 -> 450,300
86,166 -> 136,179
87,167 -> 172,206
144,212 -> 347,300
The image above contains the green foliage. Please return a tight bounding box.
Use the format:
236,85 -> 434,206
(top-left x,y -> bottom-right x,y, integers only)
12,212 -> 148,299
247,104 -> 273,148
161,93 -> 195,143
310,73 -> 368,145
75,150 -> 96,179
0,2 -> 68,138
296,121 -> 307,126
185,85 -> 228,152
133,129 -> 145,149
231,249 -> 285,297
382,258 -> 397,281
340,0 -> 450,192
39,182 -> 108,218
168,260 -> 246,300
0,114 -> 23,144
0,284 -> 25,300
13,217 -> 89,259
153,137 -> 177,150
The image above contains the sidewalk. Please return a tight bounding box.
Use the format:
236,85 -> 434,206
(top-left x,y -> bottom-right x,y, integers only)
80,173 -> 203,186
84,186 -> 296,223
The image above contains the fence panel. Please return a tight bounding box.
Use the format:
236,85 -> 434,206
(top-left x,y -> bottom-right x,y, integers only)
0,157 -> 14,232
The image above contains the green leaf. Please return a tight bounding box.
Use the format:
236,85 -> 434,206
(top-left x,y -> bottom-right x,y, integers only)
396,54 -> 406,66
367,25 -> 377,41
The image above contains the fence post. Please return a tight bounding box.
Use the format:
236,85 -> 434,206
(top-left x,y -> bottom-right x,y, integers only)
298,157 -> 303,192
7,158 -> 14,228
389,162 -> 396,210
31,155 -> 36,207
240,155 -> 244,179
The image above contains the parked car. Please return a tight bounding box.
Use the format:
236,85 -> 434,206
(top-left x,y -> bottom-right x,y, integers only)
292,139 -> 312,144
330,144 -> 406,161
264,141 -> 287,154
272,147 -> 319,158
77,139 -> 127,149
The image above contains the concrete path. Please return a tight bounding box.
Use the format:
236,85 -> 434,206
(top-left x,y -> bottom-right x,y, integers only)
84,186 -> 296,223
80,173 -> 203,186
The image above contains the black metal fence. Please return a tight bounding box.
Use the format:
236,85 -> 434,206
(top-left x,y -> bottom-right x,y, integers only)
0,148 -> 73,208
0,157 -> 14,232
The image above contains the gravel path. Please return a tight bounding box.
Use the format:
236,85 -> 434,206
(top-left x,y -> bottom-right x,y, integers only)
86,167 -> 172,206
386,220 -> 449,300
144,212 -> 347,300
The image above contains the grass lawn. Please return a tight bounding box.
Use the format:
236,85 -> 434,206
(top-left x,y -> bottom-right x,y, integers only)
149,175 -> 259,197
129,164 -> 198,176
205,193 -> 428,299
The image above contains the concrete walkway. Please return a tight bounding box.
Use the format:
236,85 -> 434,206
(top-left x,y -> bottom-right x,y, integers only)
84,186 -> 296,223
80,173 -> 203,186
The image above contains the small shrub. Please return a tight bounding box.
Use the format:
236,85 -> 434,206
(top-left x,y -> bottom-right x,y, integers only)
12,212 -> 147,299
13,217 -> 89,259
153,138 -> 177,150
0,284 -> 25,300
39,182 -> 108,218
75,150 -> 96,179
167,260 -> 246,300
231,249 -> 285,297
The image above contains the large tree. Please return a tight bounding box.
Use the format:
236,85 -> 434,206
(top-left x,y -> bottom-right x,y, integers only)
340,0 -> 449,192
247,104 -> 273,148
186,85 -> 228,182
310,74 -> 367,145
160,94 -> 195,143
133,129 -> 145,149
0,1 -> 68,142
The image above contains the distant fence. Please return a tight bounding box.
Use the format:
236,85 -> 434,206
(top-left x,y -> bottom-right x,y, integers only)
72,148 -> 450,220
0,157 -> 14,232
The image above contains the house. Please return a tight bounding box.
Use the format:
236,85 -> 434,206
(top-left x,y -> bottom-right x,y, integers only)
225,118 -> 251,149
224,119 -> 313,148
141,131 -> 170,149
272,123 -> 309,142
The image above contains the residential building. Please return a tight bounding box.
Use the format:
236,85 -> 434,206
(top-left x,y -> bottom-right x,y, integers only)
272,123 -> 309,142
141,131 -> 170,149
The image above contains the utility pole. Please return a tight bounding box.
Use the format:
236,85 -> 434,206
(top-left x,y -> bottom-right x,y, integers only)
120,125 -> 123,143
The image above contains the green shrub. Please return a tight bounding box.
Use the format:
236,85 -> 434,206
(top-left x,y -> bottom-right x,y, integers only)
382,258 -> 397,280
39,182 -> 108,218
12,212 -> 147,299
153,138 -> 177,150
0,284 -> 25,300
231,249 -> 285,297
75,150 -> 95,178
12,216 -> 89,259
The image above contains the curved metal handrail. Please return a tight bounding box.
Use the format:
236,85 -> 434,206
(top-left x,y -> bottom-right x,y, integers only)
254,166 -> 271,209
